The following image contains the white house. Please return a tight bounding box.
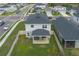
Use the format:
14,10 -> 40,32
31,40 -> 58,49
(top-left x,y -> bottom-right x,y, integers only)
7,5 -> 17,12
25,13 -> 51,44
0,5 -> 17,12
53,6 -> 66,14
34,3 -> 47,9
71,11 -> 79,24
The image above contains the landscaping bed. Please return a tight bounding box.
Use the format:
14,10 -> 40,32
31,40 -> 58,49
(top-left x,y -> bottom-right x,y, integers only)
0,21 -> 25,56
11,34 -> 61,56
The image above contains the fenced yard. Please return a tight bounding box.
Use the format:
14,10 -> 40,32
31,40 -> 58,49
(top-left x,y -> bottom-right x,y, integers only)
11,34 -> 61,56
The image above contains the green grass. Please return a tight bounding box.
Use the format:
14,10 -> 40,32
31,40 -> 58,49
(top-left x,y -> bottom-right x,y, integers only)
1,11 -> 15,16
11,34 -> 61,56
64,48 -> 79,56
0,21 -> 25,56
52,11 -> 61,16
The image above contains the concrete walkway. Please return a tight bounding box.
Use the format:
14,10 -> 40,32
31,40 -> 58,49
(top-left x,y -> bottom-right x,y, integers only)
7,32 -> 19,56
53,31 -> 65,55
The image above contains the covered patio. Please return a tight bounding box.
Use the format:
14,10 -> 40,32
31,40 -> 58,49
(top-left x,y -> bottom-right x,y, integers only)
32,36 -> 50,44
32,29 -> 50,44
64,40 -> 75,48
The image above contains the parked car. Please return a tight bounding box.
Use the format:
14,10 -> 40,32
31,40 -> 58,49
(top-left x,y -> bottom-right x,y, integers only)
0,20 -> 5,26
3,25 -> 9,31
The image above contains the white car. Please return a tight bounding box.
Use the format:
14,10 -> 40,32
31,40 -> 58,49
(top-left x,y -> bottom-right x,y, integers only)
3,26 -> 9,31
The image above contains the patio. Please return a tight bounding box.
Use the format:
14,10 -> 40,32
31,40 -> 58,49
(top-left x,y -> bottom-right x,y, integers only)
33,37 -> 50,44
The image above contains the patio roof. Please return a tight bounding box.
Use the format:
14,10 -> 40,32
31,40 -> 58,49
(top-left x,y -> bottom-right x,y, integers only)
32,29 -> 50,36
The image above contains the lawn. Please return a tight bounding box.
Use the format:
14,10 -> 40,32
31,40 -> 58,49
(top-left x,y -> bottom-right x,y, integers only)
11,34 -> 61,56
1,11 -> 15,16
52,11 -> 61,16
0,21 -> 25,56
64,48 -> 79,56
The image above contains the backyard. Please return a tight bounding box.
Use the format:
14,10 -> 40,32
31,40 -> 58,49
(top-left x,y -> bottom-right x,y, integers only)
11,34 -> 61,56
64,48 -> 79,56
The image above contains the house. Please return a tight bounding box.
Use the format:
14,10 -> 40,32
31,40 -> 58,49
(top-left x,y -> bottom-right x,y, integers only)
0,10 -> 5,15
69,7 -> 79,16
0,5 -> 17,12
25,13 -> 51,44
55,17 -> 79,48
52,6 -> 66,14
72,10 -> 79,24
34,3 -> 47,10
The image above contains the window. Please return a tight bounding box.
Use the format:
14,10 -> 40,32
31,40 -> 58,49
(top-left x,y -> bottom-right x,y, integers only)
27,33 -> 29,36
42,25 -> 47,28
31,25 -> 34,28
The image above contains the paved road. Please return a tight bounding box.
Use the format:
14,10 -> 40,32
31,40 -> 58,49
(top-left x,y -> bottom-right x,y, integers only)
0,4 -> 31,39
0,15 -> 21,38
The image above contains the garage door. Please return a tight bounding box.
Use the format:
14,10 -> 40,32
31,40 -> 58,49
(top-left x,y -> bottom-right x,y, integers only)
75,40 -> 79,48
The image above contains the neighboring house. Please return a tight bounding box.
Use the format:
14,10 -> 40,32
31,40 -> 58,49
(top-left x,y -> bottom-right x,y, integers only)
0,5 -> 17,12
55,17 -> 79,48
34,7 -> 43,13
69,8 -> 79,16
34,3 -> 47,9
25,13 -> 51,44
0,10 -> 5,15
7,5 -> 17,12
52,6 -> 66,14
72,10 -> 79,24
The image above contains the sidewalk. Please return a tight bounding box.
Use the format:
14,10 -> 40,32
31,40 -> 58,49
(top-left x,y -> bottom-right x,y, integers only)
7,31 -> 25,56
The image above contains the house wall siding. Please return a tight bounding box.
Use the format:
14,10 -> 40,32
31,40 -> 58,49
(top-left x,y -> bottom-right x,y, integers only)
75,40 -> 79,48
72,16 -> 79,23
25,24 -> 51,37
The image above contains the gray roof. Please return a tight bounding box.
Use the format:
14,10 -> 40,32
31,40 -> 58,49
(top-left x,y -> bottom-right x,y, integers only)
73,7 -> 79,11
74,12 -> 79,17
32,29 -> 50,36
55,17 -> 79,41
25,13 -> 50,24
